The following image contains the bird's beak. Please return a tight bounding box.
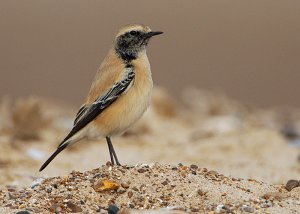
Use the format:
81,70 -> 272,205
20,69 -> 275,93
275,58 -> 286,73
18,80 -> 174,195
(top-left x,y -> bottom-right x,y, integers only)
144,31 -> 163,39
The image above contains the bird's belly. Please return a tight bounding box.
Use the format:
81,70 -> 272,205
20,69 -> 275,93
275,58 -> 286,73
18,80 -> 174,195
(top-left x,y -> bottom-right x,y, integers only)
93,80 -> 153,137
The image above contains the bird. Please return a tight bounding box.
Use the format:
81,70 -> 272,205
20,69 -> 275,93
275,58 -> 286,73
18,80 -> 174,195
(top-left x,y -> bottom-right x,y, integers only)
39,24 -> 163,171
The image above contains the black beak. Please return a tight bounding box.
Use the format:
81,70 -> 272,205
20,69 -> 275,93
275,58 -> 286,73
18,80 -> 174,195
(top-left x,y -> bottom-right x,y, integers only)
144,31 -> 163,39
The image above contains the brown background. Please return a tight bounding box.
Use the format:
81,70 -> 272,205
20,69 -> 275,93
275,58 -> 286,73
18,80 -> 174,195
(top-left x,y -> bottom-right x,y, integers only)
0,0 -> 300,107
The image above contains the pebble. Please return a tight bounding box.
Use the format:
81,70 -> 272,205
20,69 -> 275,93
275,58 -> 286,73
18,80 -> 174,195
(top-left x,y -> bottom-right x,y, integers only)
16,211 -> 31,214
148,162 -> 157,168
137,168 -> 147,173
260,201 -> 272,208
215,204 -> 232,213
197,189 -> 205,196
161,180 -> 168,186
190,164 -> 198,170
49,203 -> 62,213
30,178 -> 45,189
105,161 -> 113,166
242,205 -> 255,213
93,180 -> 120,192
140,163 -> 149,168
117,188 -> 126,194
108,204 -> 119,214
67,202 -> 82,213
121,183 -> 129,189
127,190 -> 133,198
285,180 -> 300,191
132,186 -> 139,191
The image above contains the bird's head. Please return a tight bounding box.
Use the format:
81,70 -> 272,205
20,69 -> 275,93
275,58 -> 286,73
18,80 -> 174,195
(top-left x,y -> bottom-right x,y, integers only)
114,24 -> 163,61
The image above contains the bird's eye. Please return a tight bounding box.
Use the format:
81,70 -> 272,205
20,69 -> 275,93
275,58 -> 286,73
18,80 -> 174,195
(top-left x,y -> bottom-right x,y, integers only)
130,31 -> 139,36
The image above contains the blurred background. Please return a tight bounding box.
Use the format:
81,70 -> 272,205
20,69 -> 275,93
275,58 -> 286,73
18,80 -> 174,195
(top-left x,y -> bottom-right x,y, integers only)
1,0 -> 300,107
0,0 -> 300,193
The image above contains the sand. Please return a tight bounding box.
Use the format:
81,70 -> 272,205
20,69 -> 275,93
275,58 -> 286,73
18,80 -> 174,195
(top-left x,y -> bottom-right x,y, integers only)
0,87 -> 299,213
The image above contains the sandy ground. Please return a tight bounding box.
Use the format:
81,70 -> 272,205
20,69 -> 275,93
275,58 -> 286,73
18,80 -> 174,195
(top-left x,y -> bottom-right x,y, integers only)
0,87 -> 300,213
1,164 -> 300,213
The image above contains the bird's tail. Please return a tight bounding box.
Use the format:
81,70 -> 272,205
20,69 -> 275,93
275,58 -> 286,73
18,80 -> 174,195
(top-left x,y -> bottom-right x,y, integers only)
39,143 -> 68,172
39,131 -> 85,172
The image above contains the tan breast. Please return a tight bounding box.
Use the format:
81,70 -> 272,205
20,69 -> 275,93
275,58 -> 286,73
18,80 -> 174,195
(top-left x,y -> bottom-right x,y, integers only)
90,50 -> 153,137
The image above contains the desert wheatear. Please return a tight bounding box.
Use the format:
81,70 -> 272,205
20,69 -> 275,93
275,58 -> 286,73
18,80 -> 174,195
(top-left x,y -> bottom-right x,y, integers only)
39,24 -> 163,171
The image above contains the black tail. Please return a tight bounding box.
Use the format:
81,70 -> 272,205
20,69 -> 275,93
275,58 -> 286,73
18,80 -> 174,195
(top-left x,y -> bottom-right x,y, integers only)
39,143 -> 68,172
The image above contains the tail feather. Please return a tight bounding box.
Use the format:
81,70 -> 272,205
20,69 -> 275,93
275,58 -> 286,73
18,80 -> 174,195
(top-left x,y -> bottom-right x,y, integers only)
39,143 -> 68,172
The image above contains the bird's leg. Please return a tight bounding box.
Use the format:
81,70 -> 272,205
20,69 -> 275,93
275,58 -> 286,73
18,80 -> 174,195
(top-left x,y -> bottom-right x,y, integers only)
106,137 -> 121,166
106,137 -> 115,165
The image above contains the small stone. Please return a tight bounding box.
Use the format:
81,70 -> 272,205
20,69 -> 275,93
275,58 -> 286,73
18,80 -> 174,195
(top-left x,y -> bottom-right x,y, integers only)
285,180 -> 300,191
149,162 -> 159,168
49,203 -> 62,213
67,202 -> 82,213
181,166 -> 188,170
242,205 -> 255,213
156,187 -> 162,192
106,161 -> 113,166
190,164 -> 198,170
56,206 -> 62,213
161,180 -> 168,186
197,189 -> 205,196
117,188 -> 126,194
215,204 -> 224,213
128,190 -> 133,198
261,202 -> 271,208
93,180 -> 119,192
121,183 -> 129,189
137,168 -> 146,173
16,211 -> 31,214
108,205 -> 119,214
132,186 -> 139,191
215,204 -> 232,213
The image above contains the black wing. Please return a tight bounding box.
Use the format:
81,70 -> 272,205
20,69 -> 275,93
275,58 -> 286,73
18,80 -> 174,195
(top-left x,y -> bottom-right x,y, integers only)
73,104 -> 87,125
60,68 -> 135,146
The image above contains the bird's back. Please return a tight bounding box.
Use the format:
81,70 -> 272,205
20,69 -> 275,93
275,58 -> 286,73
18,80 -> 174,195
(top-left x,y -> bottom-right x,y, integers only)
86,49 -> 125,104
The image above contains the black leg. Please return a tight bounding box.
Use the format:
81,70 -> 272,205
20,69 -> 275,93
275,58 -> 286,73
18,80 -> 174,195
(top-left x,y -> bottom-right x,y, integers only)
106,137 -> 115,165
106,137 -> 121,166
